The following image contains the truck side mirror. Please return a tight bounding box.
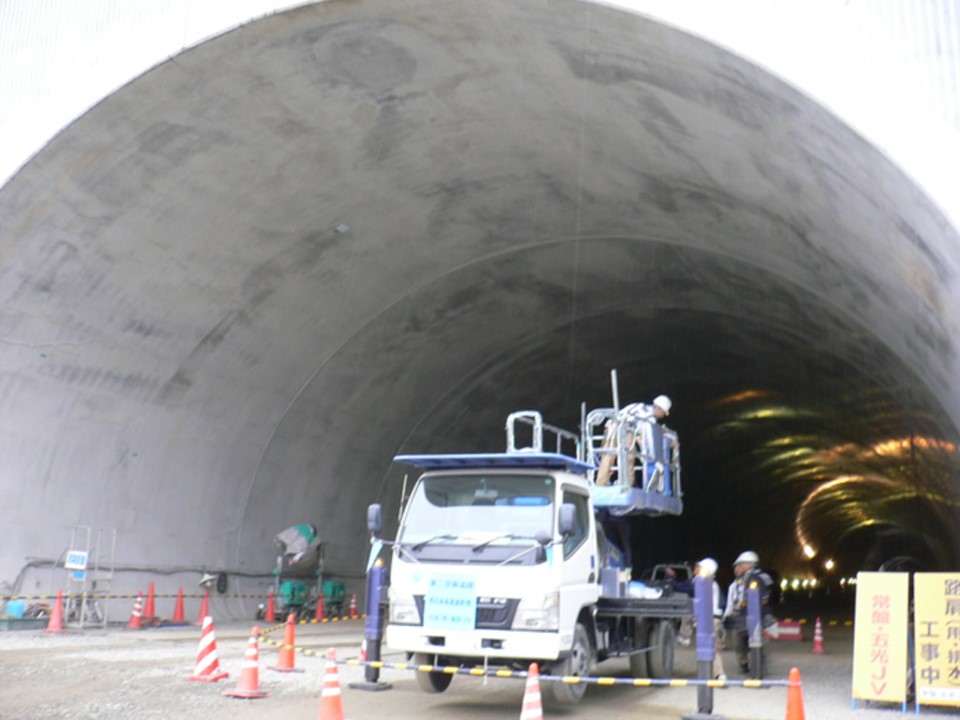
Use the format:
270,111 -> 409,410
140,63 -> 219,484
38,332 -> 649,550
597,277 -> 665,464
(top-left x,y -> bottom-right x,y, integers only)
367,503 -> 383,535
558,503 -> 577,537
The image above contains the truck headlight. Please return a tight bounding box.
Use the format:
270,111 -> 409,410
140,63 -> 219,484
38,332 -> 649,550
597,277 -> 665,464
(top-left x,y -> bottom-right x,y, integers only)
512,592 -> 559,631
388,592 -> 421,625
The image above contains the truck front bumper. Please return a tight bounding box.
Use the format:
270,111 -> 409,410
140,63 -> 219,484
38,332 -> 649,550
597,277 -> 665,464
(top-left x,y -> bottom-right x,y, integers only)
385,624 -> 567,662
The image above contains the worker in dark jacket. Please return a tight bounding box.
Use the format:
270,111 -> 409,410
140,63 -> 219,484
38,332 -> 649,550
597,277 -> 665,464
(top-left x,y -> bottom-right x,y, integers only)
722,551 -> 773,674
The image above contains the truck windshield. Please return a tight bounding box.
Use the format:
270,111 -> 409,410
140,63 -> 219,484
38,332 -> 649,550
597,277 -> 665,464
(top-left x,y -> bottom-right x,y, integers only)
399,473 -> 555,544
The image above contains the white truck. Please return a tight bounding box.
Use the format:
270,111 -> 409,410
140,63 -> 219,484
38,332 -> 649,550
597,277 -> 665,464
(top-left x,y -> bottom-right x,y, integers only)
368,406 -> 690,704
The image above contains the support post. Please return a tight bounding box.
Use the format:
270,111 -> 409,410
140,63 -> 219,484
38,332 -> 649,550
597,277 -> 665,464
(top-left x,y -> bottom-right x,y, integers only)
350,559 -> 391,691
746,581 -> 764,680
683,575 -> 724,720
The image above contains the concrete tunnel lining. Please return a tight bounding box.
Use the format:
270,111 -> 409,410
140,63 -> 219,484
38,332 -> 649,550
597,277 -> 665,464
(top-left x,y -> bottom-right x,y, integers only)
1,0 -> 958,616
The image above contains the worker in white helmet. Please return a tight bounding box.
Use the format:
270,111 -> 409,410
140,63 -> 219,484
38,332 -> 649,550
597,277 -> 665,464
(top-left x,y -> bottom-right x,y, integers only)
595,394 -> 672,486
723,551 -> 773,676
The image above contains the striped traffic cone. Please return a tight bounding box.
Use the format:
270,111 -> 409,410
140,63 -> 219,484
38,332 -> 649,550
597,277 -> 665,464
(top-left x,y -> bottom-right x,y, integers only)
269,613 -> 303,673
315,592 -> 326,621
317,648 -> 345,720
185,616 -> 229,682
520,662 -> 543,720
348,592 -> 358,620
224,626 -> 269,699
812,617 -> 825,654
127,591 -> 144,630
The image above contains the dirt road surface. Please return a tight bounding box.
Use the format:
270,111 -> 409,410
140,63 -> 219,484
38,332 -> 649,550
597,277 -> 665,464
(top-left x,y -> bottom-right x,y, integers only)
0,619 -> 957,719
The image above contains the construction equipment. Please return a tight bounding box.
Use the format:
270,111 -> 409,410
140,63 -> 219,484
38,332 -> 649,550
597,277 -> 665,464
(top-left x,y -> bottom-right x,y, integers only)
257,523 -> 346,620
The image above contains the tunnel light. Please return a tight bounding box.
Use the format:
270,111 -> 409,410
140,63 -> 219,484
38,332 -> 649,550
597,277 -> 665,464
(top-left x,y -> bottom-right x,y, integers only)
824,559 -> 835,571
801,579 -> 810,589
802,544 -> 816,559
791,579 -> 801,590
780,579 -> 789,590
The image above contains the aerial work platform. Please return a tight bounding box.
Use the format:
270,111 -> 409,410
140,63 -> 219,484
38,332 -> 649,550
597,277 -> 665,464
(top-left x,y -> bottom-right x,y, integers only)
395,398 -> 682,517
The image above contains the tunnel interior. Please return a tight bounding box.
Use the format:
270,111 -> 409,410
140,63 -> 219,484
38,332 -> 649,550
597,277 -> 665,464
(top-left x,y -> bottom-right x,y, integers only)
1,0 -> 958,612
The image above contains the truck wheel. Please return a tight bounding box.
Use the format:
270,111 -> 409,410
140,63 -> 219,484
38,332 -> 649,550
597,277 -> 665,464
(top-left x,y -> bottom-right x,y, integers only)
647,620 -> 676,678
412,653 -> 453,693
547,622 -> 592,705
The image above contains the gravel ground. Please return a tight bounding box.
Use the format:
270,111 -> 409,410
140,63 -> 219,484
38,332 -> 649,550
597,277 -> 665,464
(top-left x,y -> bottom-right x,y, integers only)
1,620 -> 958,720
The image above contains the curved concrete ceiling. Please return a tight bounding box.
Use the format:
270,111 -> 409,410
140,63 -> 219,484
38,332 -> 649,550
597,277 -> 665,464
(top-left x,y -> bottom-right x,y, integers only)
1,0 -> 958,603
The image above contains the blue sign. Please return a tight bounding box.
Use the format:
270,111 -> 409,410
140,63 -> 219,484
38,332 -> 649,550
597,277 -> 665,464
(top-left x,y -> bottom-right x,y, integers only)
423,574 -> 477,631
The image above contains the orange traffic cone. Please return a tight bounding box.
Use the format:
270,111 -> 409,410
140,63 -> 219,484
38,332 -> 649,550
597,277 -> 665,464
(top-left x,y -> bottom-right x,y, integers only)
785,666 -> 806,720
128,591 -> 144,630
171,587 -> 186,624
317,647 -> 345,720
315,592 -> 326,621
348,592 -> 358,620
45,589 -> 65,633
144,581 -> 157,621
186,616 -> 230,682
812,617 -> 825,654
197,589 -> 209,624
520,662 -> 543,720
270,613 -> 303,673
264,590 -> 276,623
224,626 -> 269,699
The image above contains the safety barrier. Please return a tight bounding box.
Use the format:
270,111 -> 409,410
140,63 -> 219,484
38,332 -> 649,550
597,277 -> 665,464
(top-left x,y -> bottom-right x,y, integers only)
0,592 -> 275,601
256,625 -> 789,689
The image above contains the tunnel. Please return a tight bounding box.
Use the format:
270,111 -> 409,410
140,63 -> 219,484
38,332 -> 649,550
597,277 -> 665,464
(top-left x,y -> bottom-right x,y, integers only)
1,0 -> 958,617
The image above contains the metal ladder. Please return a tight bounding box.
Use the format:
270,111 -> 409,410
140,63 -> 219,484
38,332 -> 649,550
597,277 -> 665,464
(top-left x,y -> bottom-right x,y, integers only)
64,526 -> 116,629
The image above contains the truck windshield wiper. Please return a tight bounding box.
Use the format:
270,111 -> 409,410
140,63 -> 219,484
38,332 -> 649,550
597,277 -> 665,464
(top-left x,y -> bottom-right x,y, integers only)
410,534 -> 457,551
472,534 -> 531,552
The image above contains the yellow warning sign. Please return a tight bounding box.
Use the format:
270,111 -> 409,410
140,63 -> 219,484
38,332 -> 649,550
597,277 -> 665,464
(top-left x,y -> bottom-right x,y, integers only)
914,573 -> 960,706
852,572 -> 909,704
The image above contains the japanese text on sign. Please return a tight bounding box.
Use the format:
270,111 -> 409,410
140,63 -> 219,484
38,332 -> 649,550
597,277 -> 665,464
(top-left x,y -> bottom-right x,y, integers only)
423,574 -> 477,631
852,572 -> 908,704
914,573 -> 960,706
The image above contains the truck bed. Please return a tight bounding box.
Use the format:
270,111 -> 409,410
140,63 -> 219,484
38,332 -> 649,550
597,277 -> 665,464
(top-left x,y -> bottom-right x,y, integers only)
596,593 -> 693,619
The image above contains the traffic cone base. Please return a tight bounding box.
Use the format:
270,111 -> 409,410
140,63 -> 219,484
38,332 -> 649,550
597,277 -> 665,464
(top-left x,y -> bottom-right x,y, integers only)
269,613 -> 304,673
187,670 -> 230,683
318,647 -> 346,720
46,589 -> 65,633
520,662 -> 543,720
186,616 -> 230,683
785,667 -> 806,720
224,626 -> 269,699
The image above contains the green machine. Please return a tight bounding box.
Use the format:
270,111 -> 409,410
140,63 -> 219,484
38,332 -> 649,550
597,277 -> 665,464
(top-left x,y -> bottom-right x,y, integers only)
260,523 -> 346,620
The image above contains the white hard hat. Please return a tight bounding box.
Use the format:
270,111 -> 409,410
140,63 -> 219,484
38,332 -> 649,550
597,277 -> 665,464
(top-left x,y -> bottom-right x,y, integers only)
653,395 -> 672,415
734,551 -> 759,566
698,557 -> 718,578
